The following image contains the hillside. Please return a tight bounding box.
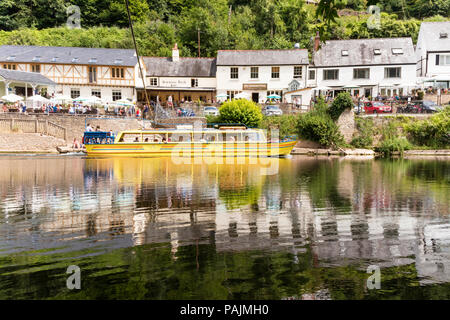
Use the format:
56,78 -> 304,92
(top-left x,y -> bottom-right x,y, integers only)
0,0 -> 449,57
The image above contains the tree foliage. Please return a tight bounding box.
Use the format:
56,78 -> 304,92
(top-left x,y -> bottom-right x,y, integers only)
0,0 -> 448,56
297,99 -> 345,148
218,99 -> 263,128
328,92 -> 353,121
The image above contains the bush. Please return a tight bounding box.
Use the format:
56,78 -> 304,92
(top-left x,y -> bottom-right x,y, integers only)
404,108 -> 450,148
261,115 -> 298,140
417,90 -> 424,100
218,99 -> 263,128
297,101 -> 345,148
376,137 -> 412,155
328,92 -> 353,121
351,117 -> 375,148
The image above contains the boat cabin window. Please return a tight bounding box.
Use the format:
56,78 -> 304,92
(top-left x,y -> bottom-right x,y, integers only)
204,133 -> 217,142
169,132 -> 192,142
221,132 -> 240,142
119,133 -> 141,143
142,133 -> 165,143
243,132 -> 261,142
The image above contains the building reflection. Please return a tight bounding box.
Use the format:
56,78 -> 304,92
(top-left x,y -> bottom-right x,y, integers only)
0,156 -> 449,285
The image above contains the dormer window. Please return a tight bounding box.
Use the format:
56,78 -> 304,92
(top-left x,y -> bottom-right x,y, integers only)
114,59 -> 123,65
374,49 -> 381,55
32,56 -> 41,62
6,56 -> 16,61
392,48 -> 403,55
341,50 -> 349,56
89,58 -> 97,63
72,57 -> 79,63
440,33 -> 448,39
52,57 -> 58,62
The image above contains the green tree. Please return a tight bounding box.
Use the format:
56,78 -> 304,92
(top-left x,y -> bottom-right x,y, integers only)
218,99 -> 263,128
328,91 -> 353,120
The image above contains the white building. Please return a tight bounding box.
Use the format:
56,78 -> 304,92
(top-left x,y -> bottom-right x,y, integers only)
215,49 -> 310,104
0,45 -> 146,103
312,38 -> 417,98
140,44 -> 217,105
416,21 -> 450,89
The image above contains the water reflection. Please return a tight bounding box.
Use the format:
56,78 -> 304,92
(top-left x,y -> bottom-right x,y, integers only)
0,156 -> 449,299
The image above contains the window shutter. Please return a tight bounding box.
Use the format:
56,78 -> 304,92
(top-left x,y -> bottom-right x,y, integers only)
436,55 -> 440,65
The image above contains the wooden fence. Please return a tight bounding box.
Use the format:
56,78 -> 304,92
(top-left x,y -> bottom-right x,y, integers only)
0,118 -> 67,141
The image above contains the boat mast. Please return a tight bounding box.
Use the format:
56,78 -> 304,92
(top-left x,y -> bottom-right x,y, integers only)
125,0 -> 152,122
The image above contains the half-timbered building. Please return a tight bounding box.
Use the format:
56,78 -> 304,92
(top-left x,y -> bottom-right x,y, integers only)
0,45 -> 145,103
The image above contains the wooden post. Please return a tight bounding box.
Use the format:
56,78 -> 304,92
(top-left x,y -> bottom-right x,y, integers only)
45,120 -> 48,135
35,119 -> 38,133
10,119 -> 14,131
63,128 -> 67,141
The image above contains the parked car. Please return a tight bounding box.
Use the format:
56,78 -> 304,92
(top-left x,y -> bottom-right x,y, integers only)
203,106 -> 219,116
263,105 -> 283,116
363,101 -> 392,114
417,100 -> 441,113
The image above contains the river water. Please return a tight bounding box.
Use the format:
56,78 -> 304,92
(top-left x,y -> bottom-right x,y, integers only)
0,155 -> 449,300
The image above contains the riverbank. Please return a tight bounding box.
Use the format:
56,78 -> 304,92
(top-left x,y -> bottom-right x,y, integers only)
0,133 -> 66,153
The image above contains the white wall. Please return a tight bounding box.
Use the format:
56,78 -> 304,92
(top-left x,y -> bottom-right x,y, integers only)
48,85 -> 135,103
216,65 -> 307,102
147,76 -> 216,88
426,52 -> 450,76
314,64 -> 417,96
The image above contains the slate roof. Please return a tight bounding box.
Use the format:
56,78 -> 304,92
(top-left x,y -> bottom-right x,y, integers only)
216,49 -> 309,66
0,45 -> 138,66
313,38 -> 416,67
417,22 -> 450,52
144,57 -> 216,77
0,69 -> 56,85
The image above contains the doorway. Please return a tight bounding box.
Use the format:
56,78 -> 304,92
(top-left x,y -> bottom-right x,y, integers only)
252,92 -> 259,103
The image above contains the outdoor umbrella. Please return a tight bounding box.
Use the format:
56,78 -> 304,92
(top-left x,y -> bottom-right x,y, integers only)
312,86 -> 332,91
27,95 -> 51,103
1,94 -> 24,103
234,92 -> 250,99
343,85 -> 360,89
114,99 -> 135,107
51,94 -> 73,103
216,94 -> 228,98
267,94 -> 281,99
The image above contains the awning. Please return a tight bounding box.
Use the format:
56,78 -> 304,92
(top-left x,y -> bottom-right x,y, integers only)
0,69 -> 55,86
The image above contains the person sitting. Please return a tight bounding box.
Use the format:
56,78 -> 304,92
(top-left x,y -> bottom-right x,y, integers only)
95,125 -> 101,132
86,124 -> 94,132
144,137 -> 149,142
162,137 -> 167,143
134,137 -> 139,142
72,138 -> 80,149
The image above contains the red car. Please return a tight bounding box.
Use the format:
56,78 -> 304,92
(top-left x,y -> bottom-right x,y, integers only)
363,101 -> 392,114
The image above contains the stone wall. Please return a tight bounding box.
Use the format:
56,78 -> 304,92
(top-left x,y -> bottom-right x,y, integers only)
0,113 -> 207,142
337,108 -> 356,144
424,94 -> 450,105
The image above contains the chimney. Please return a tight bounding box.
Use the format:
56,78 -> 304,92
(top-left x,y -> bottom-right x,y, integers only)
314,31 -> 320,52
172,43 -> 180,62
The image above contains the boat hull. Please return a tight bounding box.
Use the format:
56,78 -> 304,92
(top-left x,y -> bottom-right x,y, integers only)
85,141 -> 297,157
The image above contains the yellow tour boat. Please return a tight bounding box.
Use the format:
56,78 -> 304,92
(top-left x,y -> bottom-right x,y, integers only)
83,125 -> 297,157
